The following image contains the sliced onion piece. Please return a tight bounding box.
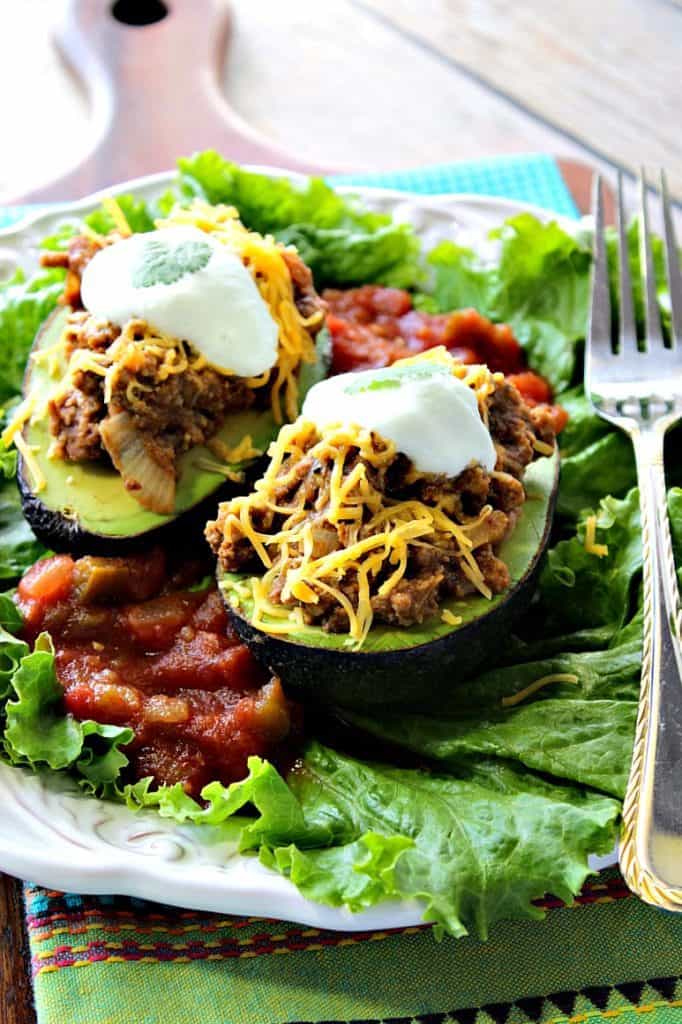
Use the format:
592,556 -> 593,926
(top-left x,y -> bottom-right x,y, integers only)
100,411 -> 175,515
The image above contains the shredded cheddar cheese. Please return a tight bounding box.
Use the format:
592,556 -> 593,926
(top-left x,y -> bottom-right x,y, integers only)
60,317 -> 208,409
207,435 -> 263,464
1,396 -> 36,447
583,514 -> 609,558
13,433 -> 45,493
102,196 -> 132,237
194,458 -> 245,484
158,199 -> 323,423
533,438 -> 555,456
441,609 -> 463,627
196,434 -> 264,481
80,223 -> 107,246
218,405 -> 499,648
501,673 -> 580,708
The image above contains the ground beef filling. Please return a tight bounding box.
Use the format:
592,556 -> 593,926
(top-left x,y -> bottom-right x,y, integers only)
206,379 -> 554,633
40,234 -> 325,511
48,311 -> 256,469
16,549 -> 299,797
44,233 -> 260,477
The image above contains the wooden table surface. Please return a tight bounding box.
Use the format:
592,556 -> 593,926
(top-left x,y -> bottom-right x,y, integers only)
0,1 -> 679,1020
1,0 -> 681,200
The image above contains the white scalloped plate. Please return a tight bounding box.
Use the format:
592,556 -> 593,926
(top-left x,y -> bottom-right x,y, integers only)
0,169 -> 613,930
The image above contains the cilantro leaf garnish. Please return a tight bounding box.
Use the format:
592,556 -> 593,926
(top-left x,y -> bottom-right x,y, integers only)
343,361 -> 449,395
131,237 -> 212,288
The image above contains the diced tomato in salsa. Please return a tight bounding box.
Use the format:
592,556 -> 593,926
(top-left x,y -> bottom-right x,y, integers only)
18,554 -> 74,607
17,550 -> 299,797
324,286 -> 567,431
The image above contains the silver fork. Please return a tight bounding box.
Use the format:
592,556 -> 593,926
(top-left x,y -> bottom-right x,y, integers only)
587,170 -> 682,909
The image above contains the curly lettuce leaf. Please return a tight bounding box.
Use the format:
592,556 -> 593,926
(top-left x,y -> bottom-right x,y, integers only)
122,741 -> 618,940
423,215 -> 592,391
490,215 -> 591,389
0,616 -> 28,700
558,434 -> 636,519
2,630 -> 131,786
176,151 -> 421,289
276,222 -> 420,289
347,695 -> 635,801
557,387 -> 612,456
346,625 -> 639,801
0,593 -> 22,633
5,632 -> 83,767
39,222 -> 81,252
178,151 -> 386,231
0,480 -> 46,582
669,487 -> 682,587
268,746 -> 619,938
84,194 -> 155,236
0,438 -> 16,479
345,489 -> 643,800
415,241 -> 490,314
0,268 -> 65,403
0,415 -> 46,581
553,389 -> 635,519
123,753 -> 330,847
273,745 -> 618,939
538,490 -> 641,641
0,431 -> 46,580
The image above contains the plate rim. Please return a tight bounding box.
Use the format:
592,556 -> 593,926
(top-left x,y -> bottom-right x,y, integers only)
0,164 -> 579,243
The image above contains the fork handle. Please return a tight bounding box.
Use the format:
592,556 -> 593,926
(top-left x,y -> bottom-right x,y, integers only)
620,425 -> 682,905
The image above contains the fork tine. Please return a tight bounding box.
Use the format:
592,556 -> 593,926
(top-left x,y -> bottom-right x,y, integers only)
660,169 -> 682,349
616,171 -> 637,355
638,168 -> 664,348
588,174 -> 612,359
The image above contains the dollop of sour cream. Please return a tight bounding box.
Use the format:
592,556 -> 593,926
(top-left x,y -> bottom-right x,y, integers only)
80,226 -> 279,377
302,362 -> 497,477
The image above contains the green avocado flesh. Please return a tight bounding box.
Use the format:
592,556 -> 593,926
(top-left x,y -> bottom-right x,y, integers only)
219,452 -> 559,655
20,308 -> 329,542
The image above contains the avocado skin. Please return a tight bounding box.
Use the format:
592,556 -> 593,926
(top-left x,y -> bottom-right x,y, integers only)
226,558 -> 541,710
18,453 -> 259,557
221,467 -> 558,712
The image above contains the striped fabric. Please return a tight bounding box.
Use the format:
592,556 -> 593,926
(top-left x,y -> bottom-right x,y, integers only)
24,871 -> 682,1024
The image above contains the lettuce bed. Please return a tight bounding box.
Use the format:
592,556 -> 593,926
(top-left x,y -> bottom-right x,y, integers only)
1,153 -> 681,940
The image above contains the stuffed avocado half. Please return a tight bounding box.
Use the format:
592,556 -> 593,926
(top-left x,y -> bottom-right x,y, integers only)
7,200 -> 329,554
208,350 -> 560,710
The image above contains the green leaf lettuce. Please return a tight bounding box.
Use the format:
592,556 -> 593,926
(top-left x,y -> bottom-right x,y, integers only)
2,629 -> 131,788
422,214 -> 592,391
177,151 -> 422,288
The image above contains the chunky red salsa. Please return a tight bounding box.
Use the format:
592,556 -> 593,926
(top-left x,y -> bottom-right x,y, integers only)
324,286 -> 568,433
17,550 -> 298,797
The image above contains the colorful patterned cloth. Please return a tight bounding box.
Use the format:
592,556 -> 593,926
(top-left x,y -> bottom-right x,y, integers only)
8,157 -> 679,1024
24,872 -> 682,1024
